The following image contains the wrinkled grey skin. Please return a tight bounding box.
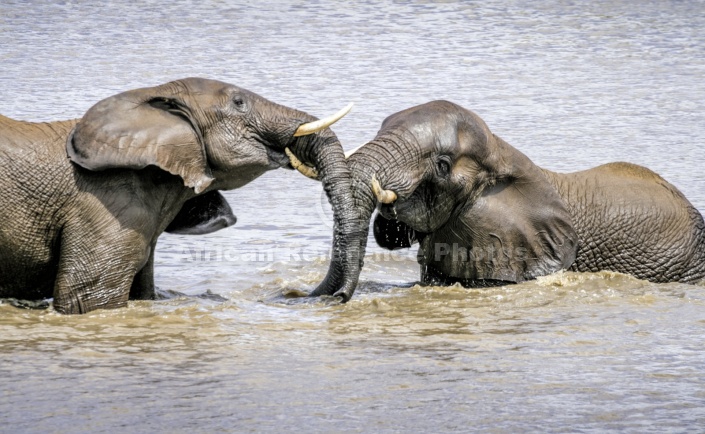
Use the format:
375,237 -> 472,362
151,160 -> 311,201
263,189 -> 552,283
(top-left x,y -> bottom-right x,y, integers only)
0,78 -> 362,314
345,100 -> 705,293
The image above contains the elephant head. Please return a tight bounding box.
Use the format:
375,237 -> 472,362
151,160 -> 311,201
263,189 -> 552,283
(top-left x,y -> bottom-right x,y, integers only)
67,77 -> 363,299
344,100 -> 578,292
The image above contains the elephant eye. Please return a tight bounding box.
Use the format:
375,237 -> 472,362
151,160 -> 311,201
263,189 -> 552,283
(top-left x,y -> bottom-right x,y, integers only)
436,157 -> 452,177
232,96 -> 247,111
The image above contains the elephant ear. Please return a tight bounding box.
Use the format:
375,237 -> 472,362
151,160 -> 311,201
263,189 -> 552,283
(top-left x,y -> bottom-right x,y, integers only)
373,212 -> 425,250
166,191 -> 237,235
424,135 -> 579,282
67,85 -> 214,193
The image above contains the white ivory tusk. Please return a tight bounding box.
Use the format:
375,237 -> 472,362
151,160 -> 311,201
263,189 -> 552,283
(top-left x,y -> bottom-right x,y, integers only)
294,102 -> 354,137
371,174 -> 397,204
285,147 -> 319,180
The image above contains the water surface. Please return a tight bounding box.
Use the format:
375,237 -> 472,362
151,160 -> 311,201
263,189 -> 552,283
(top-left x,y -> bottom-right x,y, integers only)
1,1 -> 704,432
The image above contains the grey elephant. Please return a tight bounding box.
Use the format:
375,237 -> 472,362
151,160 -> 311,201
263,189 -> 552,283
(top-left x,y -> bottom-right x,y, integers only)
0,78 -> 363,314
334,100 -> 705,298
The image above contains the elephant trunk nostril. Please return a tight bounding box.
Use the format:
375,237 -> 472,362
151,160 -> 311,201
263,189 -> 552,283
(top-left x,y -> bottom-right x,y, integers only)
371,175 -> 397,204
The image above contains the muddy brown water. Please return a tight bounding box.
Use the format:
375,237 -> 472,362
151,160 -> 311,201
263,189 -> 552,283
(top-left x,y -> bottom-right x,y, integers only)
1,1 -> 704,432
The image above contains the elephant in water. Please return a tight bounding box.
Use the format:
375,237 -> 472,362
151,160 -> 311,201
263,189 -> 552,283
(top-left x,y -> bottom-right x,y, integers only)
330,100 -> 705,298
0,78 -> 363,313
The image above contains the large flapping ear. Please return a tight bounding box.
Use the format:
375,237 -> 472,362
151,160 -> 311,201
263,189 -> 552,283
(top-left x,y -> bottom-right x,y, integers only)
67,83 -> 214,193
425,134 -> 579,282
373,212 -> 424,250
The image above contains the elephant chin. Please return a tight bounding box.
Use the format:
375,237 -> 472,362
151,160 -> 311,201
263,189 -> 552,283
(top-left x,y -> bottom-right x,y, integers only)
378,203 -> 398,221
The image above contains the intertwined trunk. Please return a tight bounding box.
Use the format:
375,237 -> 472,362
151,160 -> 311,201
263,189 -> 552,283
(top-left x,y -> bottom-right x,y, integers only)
253,100 -> 367,300
294,131 -> 366,300
324,138 -> 419,299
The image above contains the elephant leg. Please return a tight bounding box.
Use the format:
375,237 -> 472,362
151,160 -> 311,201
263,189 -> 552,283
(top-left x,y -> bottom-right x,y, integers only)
421,263 -> 509,288
420,263 -> 454,286
129,241 -> 157,300
52,225 -> 149,314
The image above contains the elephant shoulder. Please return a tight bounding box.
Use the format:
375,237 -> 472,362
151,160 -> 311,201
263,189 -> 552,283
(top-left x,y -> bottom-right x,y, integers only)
586,162 -> 690,202
1,116 -> 77,150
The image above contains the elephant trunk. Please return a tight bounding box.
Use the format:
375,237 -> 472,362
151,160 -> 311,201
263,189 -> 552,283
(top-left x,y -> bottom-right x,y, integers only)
241,98 -> 364,300
286,123 -> 366,302
329,140 -> 409,297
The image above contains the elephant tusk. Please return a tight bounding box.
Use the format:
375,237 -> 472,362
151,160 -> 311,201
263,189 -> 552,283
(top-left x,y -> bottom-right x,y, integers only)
294,102 -> 354,137
371,175 -> 397,204
285,147 -> 319,180
344,143 -> 365,159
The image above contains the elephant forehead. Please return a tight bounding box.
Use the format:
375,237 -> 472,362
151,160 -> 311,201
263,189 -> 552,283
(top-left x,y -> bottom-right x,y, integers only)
376,121 -> 458,155
175,77 -> 232,93
166,78 -> 250,106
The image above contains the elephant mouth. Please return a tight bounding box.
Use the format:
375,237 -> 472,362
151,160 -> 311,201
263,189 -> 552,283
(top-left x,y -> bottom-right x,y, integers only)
378,203 -> 399,220
377,189 -> 439,234
267,147 -> 293,170
265,146 -> 319,180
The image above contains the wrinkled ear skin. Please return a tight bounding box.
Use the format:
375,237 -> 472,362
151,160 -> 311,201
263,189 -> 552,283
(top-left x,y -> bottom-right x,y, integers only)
165,191 -> 237,235
419,172 -> 578,283
373,212 -> 425,250
66,85 -> 214,193
418,129 -> 579,284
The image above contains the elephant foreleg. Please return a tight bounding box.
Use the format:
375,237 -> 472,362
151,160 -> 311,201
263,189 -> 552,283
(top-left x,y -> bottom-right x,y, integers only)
129,241 -> 156,300
52,225 -> 149,314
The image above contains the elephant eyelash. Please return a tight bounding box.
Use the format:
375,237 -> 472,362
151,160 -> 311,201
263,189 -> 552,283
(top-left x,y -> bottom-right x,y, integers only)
231,95 -> 248,112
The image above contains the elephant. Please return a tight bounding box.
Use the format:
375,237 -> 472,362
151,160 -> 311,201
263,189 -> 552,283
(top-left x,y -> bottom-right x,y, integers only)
0,77 -> 364,314
335,100 -> 705,298
165,189 -> 237,235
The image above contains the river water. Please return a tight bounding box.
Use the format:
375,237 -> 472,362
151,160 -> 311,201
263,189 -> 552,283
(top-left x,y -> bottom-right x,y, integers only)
1,1 -> 704,432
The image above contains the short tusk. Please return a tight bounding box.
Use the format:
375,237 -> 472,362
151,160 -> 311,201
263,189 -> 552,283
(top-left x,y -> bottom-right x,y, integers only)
371,175 -> 397,204
294,102 -> 354,137
285,147 -> 319,180
344,143 -> 365,159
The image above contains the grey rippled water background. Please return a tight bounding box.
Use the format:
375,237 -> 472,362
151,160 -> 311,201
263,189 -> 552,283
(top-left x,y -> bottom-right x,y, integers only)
1,1 -> 704,432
